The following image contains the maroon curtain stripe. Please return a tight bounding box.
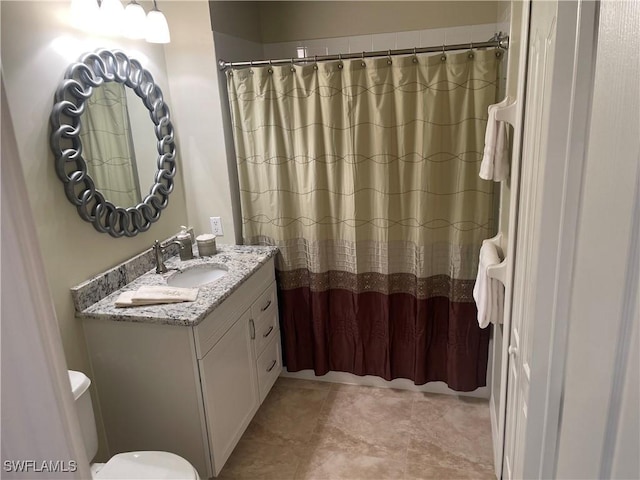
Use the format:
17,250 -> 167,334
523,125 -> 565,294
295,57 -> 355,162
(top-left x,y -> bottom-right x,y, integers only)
278,285 -> 490,392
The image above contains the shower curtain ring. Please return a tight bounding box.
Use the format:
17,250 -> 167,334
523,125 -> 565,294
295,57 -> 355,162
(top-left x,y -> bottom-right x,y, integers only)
290,58 -> 295,72
361,51 -> 366,67
268,59 -> 273,74
441,44 -> 447,62
338,53 -> 343,69
249,60 -> 254,73
412,47 -> 418,63
313,55 -> 318,70
468,41 -> 474,59
387,49 -> 392,65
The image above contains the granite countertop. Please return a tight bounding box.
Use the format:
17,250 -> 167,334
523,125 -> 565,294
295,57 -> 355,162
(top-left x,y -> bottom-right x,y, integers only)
77,244 -> 278,327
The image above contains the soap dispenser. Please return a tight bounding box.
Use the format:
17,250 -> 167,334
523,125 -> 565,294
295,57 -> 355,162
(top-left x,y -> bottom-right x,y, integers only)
176,226 -> 194,261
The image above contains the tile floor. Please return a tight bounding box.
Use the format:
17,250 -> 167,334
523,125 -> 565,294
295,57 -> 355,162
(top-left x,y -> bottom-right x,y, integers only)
217,377 -> 495,480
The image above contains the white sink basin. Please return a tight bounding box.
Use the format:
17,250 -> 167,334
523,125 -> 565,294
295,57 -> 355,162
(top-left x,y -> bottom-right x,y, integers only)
167,264 -> 228,288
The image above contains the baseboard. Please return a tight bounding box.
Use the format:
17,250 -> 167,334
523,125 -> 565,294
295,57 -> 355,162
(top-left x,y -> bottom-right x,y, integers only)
279,369 -> 490,399
490,396 -> 501,477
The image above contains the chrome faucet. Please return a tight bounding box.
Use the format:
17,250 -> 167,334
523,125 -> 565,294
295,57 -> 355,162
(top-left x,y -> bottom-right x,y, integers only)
153,240 -> 184,274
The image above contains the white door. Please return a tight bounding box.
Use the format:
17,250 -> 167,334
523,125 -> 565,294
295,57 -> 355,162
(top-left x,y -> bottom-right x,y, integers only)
488,2 -> 530,477
503,0 -> 600,478
502,4 -> 559,476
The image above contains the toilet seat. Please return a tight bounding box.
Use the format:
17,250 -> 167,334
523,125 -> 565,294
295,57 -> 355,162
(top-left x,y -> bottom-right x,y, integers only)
94,451 -> 200,480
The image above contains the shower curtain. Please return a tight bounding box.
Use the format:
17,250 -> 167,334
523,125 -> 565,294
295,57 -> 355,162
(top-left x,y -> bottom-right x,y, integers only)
81,81 -> 141,206
227,49 -> 501,391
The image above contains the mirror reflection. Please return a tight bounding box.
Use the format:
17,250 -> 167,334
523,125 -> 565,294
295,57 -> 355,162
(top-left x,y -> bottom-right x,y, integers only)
80,82 -> 158,207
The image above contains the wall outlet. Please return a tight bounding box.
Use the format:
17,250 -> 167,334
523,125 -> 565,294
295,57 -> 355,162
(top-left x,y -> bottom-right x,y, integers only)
209,216 -> 224,236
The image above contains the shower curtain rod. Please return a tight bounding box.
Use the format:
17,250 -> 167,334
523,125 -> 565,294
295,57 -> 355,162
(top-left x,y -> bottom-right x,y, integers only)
218,33 -> 509,71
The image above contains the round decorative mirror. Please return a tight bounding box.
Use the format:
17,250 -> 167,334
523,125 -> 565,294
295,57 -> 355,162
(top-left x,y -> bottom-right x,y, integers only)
50,49 -> 176,238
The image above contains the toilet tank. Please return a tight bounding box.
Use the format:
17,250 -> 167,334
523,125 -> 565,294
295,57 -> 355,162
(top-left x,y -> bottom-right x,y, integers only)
68,370 -> 99,462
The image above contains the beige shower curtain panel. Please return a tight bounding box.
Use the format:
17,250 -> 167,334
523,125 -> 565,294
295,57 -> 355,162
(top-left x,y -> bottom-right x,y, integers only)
228,49 -> 501,391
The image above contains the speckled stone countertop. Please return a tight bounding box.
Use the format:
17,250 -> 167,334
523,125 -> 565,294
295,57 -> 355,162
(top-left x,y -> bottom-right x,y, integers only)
76,245 -> 278,327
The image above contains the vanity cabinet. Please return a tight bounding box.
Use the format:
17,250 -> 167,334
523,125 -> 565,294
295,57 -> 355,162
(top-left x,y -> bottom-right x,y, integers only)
83,258 -> 282,479
196,262 -> 282,474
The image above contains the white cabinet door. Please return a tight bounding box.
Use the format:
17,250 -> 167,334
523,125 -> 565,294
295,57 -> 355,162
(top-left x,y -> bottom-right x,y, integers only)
200,309 -> 260,476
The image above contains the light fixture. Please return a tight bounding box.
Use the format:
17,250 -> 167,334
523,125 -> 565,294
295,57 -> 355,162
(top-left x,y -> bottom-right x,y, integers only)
145,0 -> 171,44
98,0 -> 125,36
123,0 -> 147,39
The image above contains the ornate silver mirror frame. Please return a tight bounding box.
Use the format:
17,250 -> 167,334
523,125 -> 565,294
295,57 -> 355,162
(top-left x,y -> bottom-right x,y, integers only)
50,49 -> 176,238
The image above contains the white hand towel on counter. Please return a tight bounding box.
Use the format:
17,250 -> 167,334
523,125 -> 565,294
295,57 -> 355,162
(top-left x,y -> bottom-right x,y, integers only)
115,286 -> 199,308
473,239 -> 505,328
480,99 -> 510,182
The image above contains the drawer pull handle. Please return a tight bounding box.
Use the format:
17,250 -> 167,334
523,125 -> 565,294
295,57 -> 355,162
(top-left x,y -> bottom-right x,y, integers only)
249,319 -> 255,340
263,326 -> 274,338
266,359 -> 277,372
261,300 -> 272,312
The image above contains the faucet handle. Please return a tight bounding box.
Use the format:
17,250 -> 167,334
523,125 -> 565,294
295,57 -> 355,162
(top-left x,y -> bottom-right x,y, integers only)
167,240 -> 185,251
154,239 -> 183,251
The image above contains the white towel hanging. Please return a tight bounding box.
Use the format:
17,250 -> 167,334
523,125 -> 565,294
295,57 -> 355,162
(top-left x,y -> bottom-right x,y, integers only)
480,97 -> 510,182
473,237 -> 506,328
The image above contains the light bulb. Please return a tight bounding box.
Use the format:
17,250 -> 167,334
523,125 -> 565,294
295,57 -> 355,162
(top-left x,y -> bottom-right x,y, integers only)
146,8 -> 170,44
99,0 -> 125,36
123,1 -> 147,39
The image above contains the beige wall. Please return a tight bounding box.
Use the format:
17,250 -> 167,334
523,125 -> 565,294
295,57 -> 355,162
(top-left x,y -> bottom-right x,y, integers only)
162,1 -> 238,242
497,0 -> 512,24
257,1 -> 500,43
210,1 -> 504,44
1,0 -> 190,460
209,1 -> 262,42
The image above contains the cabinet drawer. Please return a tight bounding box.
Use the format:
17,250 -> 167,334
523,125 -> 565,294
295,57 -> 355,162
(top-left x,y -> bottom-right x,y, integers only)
256,334 -> 282,403
252,283 -> 279,357
253,310 -> 278,358
251,282 -> 277,322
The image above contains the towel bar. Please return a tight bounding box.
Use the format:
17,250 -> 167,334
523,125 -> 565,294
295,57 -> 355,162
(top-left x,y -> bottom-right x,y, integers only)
494,96 -> 518,127
486,232 -> 508,285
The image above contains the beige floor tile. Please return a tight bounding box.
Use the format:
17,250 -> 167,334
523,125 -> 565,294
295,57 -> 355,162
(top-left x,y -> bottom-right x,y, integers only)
330,382 -> 423,400
406,395 -> 494,479
311,384 -> 414,461
405,459 -> 495,480
242,385 -> 330,454
409,394 -> 493,471
220,378 -> 494,480
406,439 -> 495,479
295,445 -> 406,480
276,377 -> 334,391
216,439 -> 300,480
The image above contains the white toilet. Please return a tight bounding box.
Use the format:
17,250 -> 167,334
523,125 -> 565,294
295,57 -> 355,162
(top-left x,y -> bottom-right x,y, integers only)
68,370 -> 200,480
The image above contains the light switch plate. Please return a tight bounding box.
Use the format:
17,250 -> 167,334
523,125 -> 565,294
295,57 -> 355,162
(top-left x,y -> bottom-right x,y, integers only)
209,216 -> 224,236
